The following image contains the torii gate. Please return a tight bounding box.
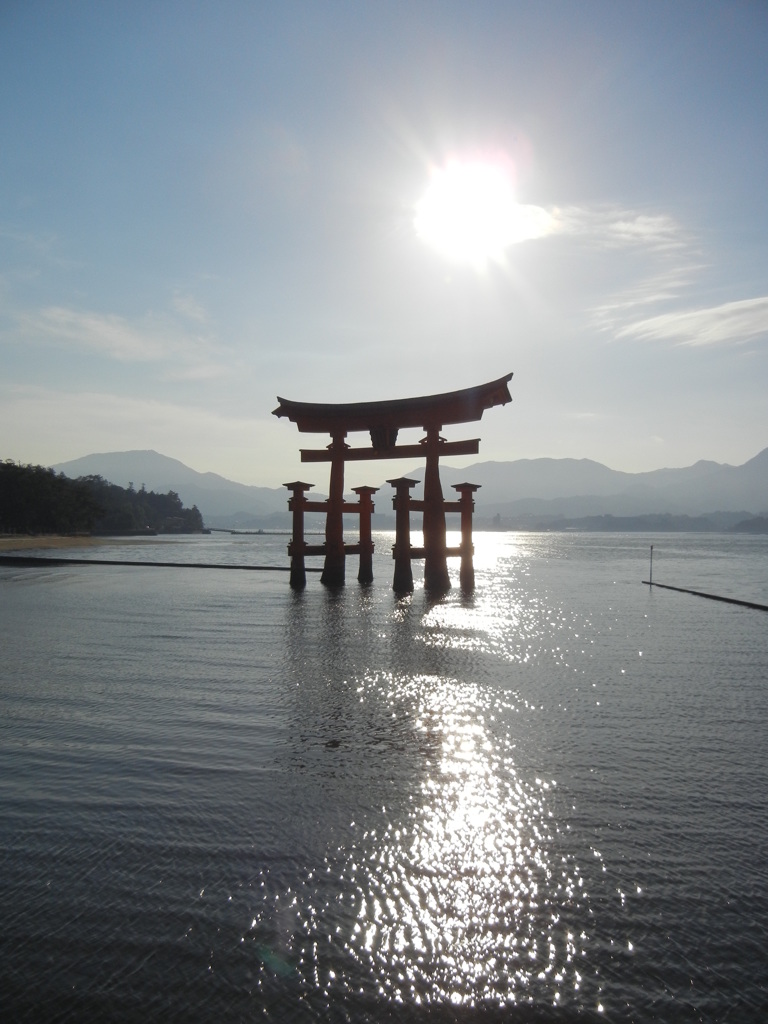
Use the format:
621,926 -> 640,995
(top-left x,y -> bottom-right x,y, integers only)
273,372 -> 513,591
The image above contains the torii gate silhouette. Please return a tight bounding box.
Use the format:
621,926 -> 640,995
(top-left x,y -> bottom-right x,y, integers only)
273,372 -> 512,592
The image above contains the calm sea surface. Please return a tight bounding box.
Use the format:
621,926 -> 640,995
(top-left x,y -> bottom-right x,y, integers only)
1,531 -> 767,1022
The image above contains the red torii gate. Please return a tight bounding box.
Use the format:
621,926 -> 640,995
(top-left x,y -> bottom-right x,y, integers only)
273,372 -> 512,591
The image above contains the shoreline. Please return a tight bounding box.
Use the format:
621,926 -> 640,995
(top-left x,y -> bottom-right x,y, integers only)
0,535 -> 156,553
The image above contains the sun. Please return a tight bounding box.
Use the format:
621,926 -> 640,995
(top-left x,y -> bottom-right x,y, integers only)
414,159 -> 553,268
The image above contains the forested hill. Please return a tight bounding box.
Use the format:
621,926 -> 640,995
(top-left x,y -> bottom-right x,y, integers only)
0,460 -> 204,535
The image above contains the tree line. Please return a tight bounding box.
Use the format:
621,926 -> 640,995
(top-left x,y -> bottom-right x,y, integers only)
0,460 -> 204,535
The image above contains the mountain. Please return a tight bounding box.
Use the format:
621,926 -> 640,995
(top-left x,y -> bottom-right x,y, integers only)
52,450 -> 291,528
405,449 -> 768,518
52,447 -> 768,527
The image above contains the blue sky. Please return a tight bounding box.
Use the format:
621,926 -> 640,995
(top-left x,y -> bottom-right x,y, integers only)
1,1 -> 766,487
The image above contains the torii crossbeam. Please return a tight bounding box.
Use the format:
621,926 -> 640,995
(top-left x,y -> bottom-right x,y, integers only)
273,372 -> 513,589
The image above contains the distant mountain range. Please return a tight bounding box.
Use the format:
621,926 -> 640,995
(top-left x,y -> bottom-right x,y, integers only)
52,447 -> 768,530
412,450 -> 768,523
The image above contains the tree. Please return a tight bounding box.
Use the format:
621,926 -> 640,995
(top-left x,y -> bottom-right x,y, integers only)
0,460 -> 206,535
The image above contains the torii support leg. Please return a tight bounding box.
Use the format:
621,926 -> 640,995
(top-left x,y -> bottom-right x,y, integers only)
321,432 -> 347,587
353,485 -> 377,584
389,477 -> 418,594
423,425 -> 450,592
284,481 -> 314,590
453,482 -> 481,591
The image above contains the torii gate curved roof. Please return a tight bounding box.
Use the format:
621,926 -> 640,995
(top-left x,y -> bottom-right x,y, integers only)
273,372 -> 512,434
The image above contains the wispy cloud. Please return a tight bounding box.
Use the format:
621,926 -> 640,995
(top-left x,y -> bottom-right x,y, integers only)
21,306 -> 172,361
590,263 -> 705,334
602,213 -> 684,251
555,206 -> 688,252
576,204 -> 708,340
15,303 -> 227,377
0,226 -> 80,271
172,293 -> 208,323
617,295 -> 768,347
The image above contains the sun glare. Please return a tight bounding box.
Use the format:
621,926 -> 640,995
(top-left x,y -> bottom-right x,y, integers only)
414,159 -> 553,268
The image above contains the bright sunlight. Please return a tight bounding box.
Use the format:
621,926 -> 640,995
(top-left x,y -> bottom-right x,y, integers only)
414,159 -> 554,268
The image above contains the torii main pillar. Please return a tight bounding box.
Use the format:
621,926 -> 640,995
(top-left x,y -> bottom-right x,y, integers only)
321,431 -> 348,586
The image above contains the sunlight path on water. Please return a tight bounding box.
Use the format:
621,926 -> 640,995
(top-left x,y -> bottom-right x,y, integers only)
234,533 -> 605,1015
342,671 -> 592,1010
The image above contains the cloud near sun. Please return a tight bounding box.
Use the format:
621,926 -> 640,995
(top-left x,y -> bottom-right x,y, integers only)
414,160 -> 556,267
411,162 -> 685,269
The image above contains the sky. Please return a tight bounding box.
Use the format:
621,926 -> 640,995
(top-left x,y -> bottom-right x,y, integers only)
1,0 -> 767,488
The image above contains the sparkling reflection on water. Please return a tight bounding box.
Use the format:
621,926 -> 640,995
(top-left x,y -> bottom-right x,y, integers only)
240,669 -> 593,1017
2,531 -> 768,1021
344,673 -> 589,1010
227,532 -> 608,1017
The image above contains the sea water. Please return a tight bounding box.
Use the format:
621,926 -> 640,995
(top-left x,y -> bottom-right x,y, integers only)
1,532 -> 767,1022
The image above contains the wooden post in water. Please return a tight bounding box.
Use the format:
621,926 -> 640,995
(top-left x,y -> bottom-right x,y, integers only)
285,481 -> 314,589
453,482 -> 480,591
389,477 -> 418,594
353,485 -> 377,584
650,544 -> 654,586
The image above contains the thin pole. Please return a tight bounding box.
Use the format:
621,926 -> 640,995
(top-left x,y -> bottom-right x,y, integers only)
649,544 -> 653,586
642,580 -> 768,612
